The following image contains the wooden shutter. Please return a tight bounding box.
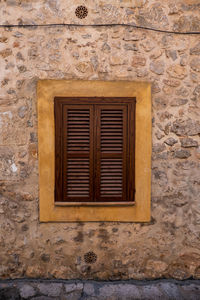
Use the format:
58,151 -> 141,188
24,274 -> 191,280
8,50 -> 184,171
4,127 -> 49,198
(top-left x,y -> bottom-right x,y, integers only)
55,103 -> 94,202
95,105 -> 128,202
55,98 -> 135,203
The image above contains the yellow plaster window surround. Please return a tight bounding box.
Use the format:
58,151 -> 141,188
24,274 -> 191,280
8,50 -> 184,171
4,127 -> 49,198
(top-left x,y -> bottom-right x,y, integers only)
37,80 -> 151,222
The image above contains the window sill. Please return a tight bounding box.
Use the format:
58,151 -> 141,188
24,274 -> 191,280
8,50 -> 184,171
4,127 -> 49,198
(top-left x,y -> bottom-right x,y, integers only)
55,202 -> 135,206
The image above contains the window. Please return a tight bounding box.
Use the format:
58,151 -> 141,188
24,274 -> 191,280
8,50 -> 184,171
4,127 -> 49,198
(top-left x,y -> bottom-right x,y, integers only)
54,98 -> 135,204
37,80 -> 151,222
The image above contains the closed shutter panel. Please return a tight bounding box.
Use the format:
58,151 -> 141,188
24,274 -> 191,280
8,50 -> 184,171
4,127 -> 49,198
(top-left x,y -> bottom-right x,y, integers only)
95,105 -> 128,202
55,98 -> 135,204
62,105 -> 94,202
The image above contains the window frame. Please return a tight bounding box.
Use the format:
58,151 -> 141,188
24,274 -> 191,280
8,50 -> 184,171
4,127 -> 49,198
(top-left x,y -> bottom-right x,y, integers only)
54,97 -> 136,204
37,80 -> 151,222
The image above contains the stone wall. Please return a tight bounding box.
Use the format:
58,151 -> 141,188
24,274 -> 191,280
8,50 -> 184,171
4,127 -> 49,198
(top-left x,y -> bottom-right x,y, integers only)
1,279 -> 200,300
0,0 -> 200,280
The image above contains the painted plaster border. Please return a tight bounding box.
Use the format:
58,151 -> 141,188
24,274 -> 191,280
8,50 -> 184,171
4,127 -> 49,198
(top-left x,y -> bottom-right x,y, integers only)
37,80 -> 151,222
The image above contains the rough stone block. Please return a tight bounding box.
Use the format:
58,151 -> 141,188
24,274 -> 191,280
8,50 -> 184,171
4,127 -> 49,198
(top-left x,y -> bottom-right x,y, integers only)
64,282 -> 83,293
157,282 -> 182,300
19,284 -> 36,298
179,284 -> 200,300
37,283 -> 62,297
139,284 -> 165,300
0,287 -> 21,300
98,284 -> 142,299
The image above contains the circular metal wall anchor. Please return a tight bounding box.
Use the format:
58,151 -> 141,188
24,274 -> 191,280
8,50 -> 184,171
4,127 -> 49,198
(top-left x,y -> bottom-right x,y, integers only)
84,251 -> 97,264
75,6 -> 88,19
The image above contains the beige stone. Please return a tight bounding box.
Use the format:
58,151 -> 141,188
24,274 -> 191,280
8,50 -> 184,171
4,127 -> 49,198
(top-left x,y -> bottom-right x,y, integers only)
167,65 -> 187,79
75,62 -> 92,73
132,56 -> 146,67
110,55 -> 126,66
0,48 -> 12,58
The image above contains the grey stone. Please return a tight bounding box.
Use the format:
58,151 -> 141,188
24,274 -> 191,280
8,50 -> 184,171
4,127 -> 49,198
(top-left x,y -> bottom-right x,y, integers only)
174,149 -> 191,159
150,60 -> 165,75
179,284 -> 200,300
28,47 -> 37,59
18,106 -> 27,118
90,56 -> 98,71
19,284 -> 36,298
139,284 -> 164,299
153,168 -> 168,185
32,297 -> 55,300
193,85 -> 200,97
156,282 -> 181,299
13,31 -> 24,38
166,50 -> 177,61
40,253 -> 50,262
170,98 -> 188,106
16,52 -> 24,61
21,224 -> 29,231
63,291 -> 83,300
0,287 -> 21,300
180,137 -> 198,148
126,8 -> 135,16
16,80 -> 25,89
123,32 -> 142,41
190,57 -> 200,72
173,15 -> 200,32
37,283 -> 62,297
101,43 -> 110,53
1,281 -> 200,300
117,284 -> 142,299
17,65 -> 27,73
165,123 -> 171,135
171,119 -> 200,136
153,152 -> 168,160
72,52 -> 79,59
98,283 -> 141,299
30,132 -> 37,143
152,82 -> 161,94
82,34 -> 91,39
176,87 -> 189,97
7,88 -> 15,95
190,42 -> 200,55
153,143 -> 166,153
64,283 -> 83,293
154,97 -> 167,109
7,0 -> 18,6
123,43 -> 138,51
84,283 -> 95,296
164,138 -> 177,146
149,3 -> 169,27
155,131 -> 165,140
180,55 -> 188,67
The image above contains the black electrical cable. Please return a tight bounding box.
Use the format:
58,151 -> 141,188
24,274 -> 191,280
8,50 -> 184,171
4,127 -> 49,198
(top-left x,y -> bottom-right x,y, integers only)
0,23 -> 199,35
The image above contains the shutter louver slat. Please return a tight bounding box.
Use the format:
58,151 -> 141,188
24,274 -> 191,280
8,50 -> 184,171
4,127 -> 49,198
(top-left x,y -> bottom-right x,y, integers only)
101,109 -> 123,153
95,106 -> 128,202
67,109 -> 90,152
100,158 -> 123,196
67,158 -> 90,196
62,106 -> 93,202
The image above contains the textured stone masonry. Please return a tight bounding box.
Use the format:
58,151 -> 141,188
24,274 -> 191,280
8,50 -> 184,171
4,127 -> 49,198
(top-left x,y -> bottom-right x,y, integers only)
0,0 -> 200,281
0,279 -> 200,300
